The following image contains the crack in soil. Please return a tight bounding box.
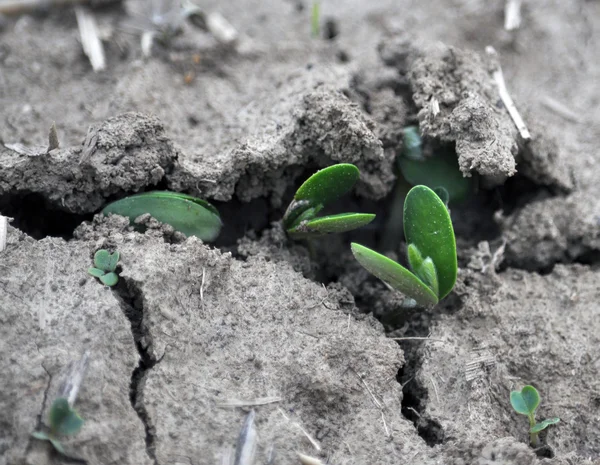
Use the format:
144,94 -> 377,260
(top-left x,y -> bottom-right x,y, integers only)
112,278 -> 161,465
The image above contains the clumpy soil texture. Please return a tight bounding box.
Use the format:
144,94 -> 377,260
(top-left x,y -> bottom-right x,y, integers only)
1,1 -> 600,464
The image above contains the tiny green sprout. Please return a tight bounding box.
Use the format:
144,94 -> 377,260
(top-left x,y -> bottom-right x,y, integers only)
351,185 -> 456,306
283,164 -> 375,239
510,385 -> 560,447
311,1 -> 320,38
102,191 -> 222,241
88,249 -> 120,286
31,398 -> 84,456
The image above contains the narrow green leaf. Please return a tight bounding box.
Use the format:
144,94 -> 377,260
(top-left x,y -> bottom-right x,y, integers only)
294,164 -> 360,208
49,438 -> 66,455
107,251 -> 120,272
530,417 -> 560,434
311,1 -> 320,37
283,199 -> 312,229
510,386 -> 540,416
398,151 -> 472,202
407,243 -> 424,275
417,257 -> 439,297
87,267 -> 105,278
287,205 -> 323,230
102,191 -> 222,242
55,410 -> 84,436
351,243 -> 438,306
404,185 -> 457,299
31,431 -> 50,441
49,399 -> 71,434
100,272 -> 119,287
288,213 -> 375,238
93,250 -> 111,271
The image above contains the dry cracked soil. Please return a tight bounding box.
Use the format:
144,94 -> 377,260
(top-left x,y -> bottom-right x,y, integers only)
1,0 -> 599,464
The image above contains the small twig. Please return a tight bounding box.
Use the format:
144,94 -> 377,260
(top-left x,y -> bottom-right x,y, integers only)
351,368 -> 382,409
390,337 -> 444,342
200,267 -> 206,302
406,406 -> 421,418
541,96 -> 582,123
75,6 -> 106,72
298,453 -> 324,465
429,376 -> 440,405
217,397 -> 283,408
56,351 -> 91,406
48,122 -> 59,152
278,408 -> 321,451
0,0 -> 87,15
0,215 -> 8,253
381,411 -> 390,438
504,0 -> 523,31
233,410 -> 257,465
486,46 -> 531,140
205,11 -> 238,44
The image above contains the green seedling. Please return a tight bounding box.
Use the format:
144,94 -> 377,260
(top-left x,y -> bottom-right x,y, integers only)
352,185 -> 456,306
283,164 -> 375,239
31,398 -> 84,456
510,385 -> 560,447
311,1 -> 320,37
88,249 -> 120,286
398,126 -> 472,203
102,191 -> 222,241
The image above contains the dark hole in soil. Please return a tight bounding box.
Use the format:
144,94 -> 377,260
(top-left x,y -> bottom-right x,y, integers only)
0,192 -> 93,239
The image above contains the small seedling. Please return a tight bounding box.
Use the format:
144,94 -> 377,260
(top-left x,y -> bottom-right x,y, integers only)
88,249 -> 120,286
311,1 -> 320,37
282,164 -> 375,239
31,398 -> 84,456
510,385 -> 560,447
102,191 -> 222,241
352,185 -> 456,306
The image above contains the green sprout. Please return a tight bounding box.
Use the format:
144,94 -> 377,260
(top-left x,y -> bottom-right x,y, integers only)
102,191 -> 222,241
510,385 -> 560,447
31,398 -> 84,456
283,164 -> 375,239
88,249 -> 120,286
352,185 -> 456,306
311,1 -> 320,38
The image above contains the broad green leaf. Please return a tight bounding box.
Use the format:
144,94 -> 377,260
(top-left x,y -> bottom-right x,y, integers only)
294,164 -> 360,207
31,431 -> 50,441
417,257 -> 439,297
55,409 -> 84,436
287,205 -> 323,230
102,191 -> 222,242
351,243 -> 438,306
93,250 -> 111,271
510,386 -> 540,416
49,438 -> 66,455
402,126 -> 424,161
288,213 -> 375,238
404,185 -> 457,299
87,267 -> 105,278
100,272 -> 119,287
530,417 -> 560,434
398,151 -> 472,202
49,398 -> 71,434
107,251 -> 120,272
407,243 -> 424,274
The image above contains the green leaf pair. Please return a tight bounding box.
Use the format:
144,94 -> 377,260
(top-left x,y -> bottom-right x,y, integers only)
31,398 -> 84,456
88,249 -> 120,286
510,385 -> 559,447
102,191 -> 222,242
283,164 -> 375,239
351,185 -> 457,306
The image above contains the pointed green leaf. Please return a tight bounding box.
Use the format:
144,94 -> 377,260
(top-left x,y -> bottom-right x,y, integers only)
87,267 -> 105,278
287,204 -> 323,230
283,199 -> 312,229
100,272 -> 119,287
49,398 -> 71,434
351,243 -> 438,306
55,410 -> 84,436
530,417 -> 560,434
288,213 -> 375,238
93,250 -> 111,271
417,257 -> 439,297
49,438 -> 66,455
102,191 -> 222,242
398,151 -> 472,202
107,251 -> 120,272
407,243 -> 424,274
510,386 -> 540,416
294,164 -> 360,207
31,431 -> 50,441
404,185 -> 457,299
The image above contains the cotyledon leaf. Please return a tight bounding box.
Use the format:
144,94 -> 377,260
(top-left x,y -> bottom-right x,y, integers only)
351,243 -> 438,306
294,164 -> 360,208
93,249 -> 111,271
288,213 -> 375,239
87,267 -> 105,278
530,417 -> 560,434
99,272 -> 119,287
102,191 -> 222,242
404,185 -> 457,299
510,385 -> 540,416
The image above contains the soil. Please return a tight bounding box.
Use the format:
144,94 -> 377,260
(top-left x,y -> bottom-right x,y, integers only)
1,1 -> 599,465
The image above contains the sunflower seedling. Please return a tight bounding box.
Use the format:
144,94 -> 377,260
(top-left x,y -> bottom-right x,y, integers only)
352,185 -> 456,306
283,164 -> 375,239
102,191 -> 222,241
88,249 -> 120,286
31,398 -> 84,456
510,385 -> 559,447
